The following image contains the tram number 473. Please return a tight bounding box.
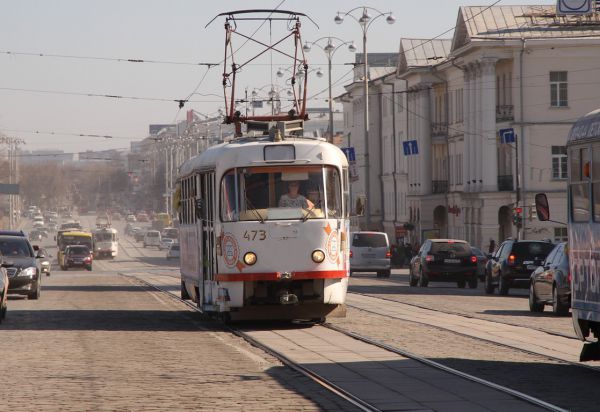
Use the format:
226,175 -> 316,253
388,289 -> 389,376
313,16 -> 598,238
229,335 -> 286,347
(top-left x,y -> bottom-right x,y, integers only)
244,230 -> 267,241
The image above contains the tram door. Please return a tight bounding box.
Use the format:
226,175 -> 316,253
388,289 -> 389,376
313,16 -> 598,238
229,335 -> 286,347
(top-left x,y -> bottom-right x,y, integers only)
198,171 -> 217,307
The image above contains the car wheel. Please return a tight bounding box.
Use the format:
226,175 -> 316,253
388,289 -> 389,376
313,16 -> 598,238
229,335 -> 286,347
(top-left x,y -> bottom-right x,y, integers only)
181,281 -> 190,300
552,285 -> 569,315
484,272 -> 495,294
381,269 -> 391,278
418,269 -> 429,287
468,277 -> 478,289
499,275 -> 510,295
457,280 -> 466,288
409,269 -> 418,287
28,281 -> 40,300
529,282 -> 544,312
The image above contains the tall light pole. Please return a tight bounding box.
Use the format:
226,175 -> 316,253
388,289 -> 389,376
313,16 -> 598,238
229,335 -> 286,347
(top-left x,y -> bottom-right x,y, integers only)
303,37 -> 357,143
335,7 -> 395,229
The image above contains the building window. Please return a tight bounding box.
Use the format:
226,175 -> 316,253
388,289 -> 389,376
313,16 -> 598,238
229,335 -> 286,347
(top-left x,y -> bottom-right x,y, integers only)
550,71 -> 568,107
554,227 -> 568,242
551,146 -> 567,179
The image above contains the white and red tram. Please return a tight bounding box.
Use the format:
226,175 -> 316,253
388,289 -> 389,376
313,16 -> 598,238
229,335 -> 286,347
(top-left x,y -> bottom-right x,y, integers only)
177,121 -> 350,321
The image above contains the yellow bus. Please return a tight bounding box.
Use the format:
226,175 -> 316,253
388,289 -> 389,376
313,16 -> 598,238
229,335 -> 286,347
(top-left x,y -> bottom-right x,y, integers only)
57,231 -> 93,269
153,213 -> 172,230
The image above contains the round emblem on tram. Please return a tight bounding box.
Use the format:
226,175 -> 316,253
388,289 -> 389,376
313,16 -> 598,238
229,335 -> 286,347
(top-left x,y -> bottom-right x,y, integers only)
222,233 -> 239,267
326,230 -> 339,262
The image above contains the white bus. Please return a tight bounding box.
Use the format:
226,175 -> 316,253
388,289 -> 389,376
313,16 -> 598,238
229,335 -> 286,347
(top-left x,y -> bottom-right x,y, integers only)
92,227 -> 119,259
536,108 -> 600,360
176,121 -> 350,321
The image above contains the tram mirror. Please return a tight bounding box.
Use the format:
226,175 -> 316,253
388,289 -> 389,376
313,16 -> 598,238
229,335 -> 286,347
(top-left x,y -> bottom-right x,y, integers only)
534,193 -> 550,221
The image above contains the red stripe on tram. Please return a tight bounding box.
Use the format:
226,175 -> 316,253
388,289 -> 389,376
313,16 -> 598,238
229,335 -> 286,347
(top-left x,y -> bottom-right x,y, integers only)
215,270 -> 348,282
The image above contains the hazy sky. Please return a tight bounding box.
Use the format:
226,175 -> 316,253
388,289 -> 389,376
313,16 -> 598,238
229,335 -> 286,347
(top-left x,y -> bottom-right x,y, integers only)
0,0 -> 553,152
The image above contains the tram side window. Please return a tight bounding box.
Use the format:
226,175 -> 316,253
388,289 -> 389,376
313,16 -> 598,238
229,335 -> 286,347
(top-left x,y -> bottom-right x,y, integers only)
593,145 -> 600,222
570,147 -> 590,222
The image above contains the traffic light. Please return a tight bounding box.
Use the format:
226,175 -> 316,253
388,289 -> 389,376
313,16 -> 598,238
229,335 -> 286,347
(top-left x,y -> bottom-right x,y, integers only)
512,207 -> 523,227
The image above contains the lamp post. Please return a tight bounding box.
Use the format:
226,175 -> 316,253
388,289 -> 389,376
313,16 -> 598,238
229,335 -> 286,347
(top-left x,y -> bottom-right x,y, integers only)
334,7 -> 395,229
303,37 -> 356,143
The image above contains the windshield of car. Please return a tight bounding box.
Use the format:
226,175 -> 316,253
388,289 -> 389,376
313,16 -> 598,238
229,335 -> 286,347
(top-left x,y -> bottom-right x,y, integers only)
221,165 -> 344,222
0,238 -> 33,257
68,246 -> 89,255
512,242 -> 555,258
430,241 -> 472,256
352,233 -> 388,248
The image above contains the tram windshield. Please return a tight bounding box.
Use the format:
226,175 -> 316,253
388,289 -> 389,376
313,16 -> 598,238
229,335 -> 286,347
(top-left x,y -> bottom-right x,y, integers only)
221,165 -> 343,221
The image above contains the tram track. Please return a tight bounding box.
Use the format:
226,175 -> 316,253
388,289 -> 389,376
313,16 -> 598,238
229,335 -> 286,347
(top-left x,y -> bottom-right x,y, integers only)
126,272 -> 566,412
343,291 -> 600,376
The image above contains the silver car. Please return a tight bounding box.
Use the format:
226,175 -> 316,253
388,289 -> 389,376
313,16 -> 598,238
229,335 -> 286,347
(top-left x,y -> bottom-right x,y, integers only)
350,231 -> 391,277
166,243 -> 180,260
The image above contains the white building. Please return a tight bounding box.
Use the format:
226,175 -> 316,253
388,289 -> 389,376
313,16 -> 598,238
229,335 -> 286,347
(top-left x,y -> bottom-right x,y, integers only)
338,4 -> 600,249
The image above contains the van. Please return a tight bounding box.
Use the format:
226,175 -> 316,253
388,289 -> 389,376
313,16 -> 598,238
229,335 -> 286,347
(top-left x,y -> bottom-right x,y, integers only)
143,230 -> 161,248
350,231 -> 391,277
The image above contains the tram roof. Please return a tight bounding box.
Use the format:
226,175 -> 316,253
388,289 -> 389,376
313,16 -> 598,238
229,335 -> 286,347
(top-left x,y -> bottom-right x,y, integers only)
568,108 -> 600,144
179,137 -> 348,177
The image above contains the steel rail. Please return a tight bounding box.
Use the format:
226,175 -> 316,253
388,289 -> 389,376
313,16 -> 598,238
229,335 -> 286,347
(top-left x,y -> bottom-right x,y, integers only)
324,323 -> 568,412
346,291 -> 600,374
125,274 -> 379,412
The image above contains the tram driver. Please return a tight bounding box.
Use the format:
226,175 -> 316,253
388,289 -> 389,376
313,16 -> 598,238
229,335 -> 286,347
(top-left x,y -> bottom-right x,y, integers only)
278,181 -> 314,209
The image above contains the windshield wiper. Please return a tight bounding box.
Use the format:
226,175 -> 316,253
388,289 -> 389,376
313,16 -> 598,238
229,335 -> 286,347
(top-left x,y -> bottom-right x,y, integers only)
244,196 -> 265,224
301,205 -> 317,222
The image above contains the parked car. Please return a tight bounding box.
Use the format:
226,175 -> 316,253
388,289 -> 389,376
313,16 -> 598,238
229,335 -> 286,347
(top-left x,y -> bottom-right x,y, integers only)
62,245 -> 93,271
409,239 -> 478,288
33,246 -> 52,277
159,238 -> 174,251
471,246 -> 488,281
143,230 -> 161,248
485,239 -> 555,295
166,243 -> 180,260
0,257 -> 8,322
349,231 -> 391,277
0,235 -> 43,299
529,242 -> 570,315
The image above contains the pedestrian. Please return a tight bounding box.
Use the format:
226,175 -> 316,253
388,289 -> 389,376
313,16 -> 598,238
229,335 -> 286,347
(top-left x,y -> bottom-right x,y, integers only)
488,239 -> 496,255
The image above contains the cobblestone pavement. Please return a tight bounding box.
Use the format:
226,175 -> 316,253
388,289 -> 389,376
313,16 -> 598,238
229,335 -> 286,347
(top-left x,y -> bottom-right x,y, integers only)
2,272 -> 358,411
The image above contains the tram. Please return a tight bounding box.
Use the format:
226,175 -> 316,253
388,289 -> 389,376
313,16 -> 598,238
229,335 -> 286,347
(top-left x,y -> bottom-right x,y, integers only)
176,120 -> 350,321
92,227 -> 119,259
536,108 -> 600,360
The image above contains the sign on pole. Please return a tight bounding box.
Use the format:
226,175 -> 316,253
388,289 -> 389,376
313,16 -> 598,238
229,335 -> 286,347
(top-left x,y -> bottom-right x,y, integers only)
341,147 -> 359,182
557,0 -> 594,15
499,128 -> 516,144
402,140 -> 419,155
0,184 -> 19,195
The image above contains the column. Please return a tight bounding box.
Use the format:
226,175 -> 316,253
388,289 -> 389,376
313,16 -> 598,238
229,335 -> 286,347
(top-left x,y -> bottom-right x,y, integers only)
480,58 -> 499,192
468,65 -> 477,192
463,69 -> 471,190
474,63 -> 483,191
420,87 -> 432,195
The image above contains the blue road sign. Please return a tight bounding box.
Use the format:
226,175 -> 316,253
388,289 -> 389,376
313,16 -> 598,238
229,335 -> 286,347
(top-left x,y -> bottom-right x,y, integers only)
499,128 -> 515,144
341,147 -> 356,162
403,140 -> 419,155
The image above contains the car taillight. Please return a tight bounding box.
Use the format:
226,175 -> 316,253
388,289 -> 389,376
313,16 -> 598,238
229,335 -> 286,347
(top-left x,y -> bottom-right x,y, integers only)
386,249 -> 391,258
425,254 -> 434,262
470,255 -> 477,263
84,256 -> 91,262
508,254 -> 516,265
349,250 -> 353,259
568,271 -> 572,284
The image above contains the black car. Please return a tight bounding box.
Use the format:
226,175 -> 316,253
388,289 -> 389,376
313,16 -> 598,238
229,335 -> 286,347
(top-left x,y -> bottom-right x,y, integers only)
0,235 -> 44,299
0,257 -> 8,322
529,242 -> 570,315
409,239 -> 478,288
63,245 -> 93,271
485,239 -> 555,295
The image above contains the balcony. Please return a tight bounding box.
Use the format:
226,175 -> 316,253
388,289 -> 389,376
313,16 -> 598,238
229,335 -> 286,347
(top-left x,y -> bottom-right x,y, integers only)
496,105 -> 514,122
432,122 -> 448,135
498,175 -> 514,191
432,180 -> 448,194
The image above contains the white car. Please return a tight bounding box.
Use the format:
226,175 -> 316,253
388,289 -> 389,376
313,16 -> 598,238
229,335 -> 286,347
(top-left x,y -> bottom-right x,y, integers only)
166,243 -> 180,260
143,230 -> 161,248
159,238 -> 174,251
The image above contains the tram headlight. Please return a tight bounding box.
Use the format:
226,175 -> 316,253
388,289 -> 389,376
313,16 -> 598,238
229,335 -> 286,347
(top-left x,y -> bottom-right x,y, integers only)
311,249 -> 326,263
243,252 -> 257,266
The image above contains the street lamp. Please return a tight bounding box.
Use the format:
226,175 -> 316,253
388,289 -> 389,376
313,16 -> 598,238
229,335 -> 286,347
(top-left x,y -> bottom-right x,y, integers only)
334,6 -> 395,229
303,37 -> 356,143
